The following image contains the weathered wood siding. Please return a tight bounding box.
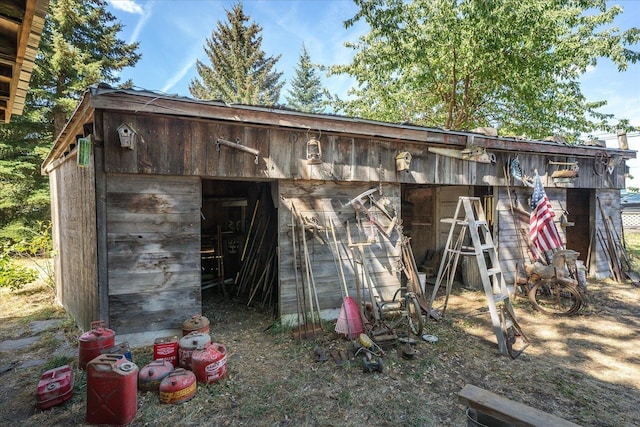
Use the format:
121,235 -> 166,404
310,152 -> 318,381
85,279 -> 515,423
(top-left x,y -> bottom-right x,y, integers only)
106,174 -> 202,333
49,153 -> 99,331
278,180 -> 402,324
594,189 -> 623,279
99,111 -> 624,192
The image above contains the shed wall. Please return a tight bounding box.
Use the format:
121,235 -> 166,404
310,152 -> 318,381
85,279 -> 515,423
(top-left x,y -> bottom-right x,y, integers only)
49,153 -> 99,331
278,180 -> 402,324
105,173 -> 202,333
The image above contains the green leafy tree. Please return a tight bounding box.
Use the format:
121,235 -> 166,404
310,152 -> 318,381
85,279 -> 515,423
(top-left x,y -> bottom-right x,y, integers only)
331,0 -> 640,140
0,0 -> 140,247
189,2 -> 284,105
286,45 -> 326,113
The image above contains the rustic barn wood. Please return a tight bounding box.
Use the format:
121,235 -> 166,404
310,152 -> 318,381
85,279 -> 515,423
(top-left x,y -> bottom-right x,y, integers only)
41,86 -> 635,337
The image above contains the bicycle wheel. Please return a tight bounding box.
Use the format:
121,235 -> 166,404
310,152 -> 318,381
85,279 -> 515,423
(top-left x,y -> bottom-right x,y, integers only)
406,293 -> 424,336
528,281 -> 582,315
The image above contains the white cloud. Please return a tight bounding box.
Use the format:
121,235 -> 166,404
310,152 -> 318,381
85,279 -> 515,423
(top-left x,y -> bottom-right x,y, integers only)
129,3 -> 154,44
108,0 -> 143,15
162,56 -> 197,94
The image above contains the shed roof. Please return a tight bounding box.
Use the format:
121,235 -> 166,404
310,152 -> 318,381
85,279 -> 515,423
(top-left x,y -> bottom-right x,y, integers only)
0,0 -> 49,123
43,84 -> 636,171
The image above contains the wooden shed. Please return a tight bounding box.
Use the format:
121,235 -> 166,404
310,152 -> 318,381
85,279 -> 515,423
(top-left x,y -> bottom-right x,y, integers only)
42,85 -> 635,339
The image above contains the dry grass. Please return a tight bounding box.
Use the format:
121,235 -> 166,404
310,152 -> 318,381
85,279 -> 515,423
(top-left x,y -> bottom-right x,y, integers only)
1,260 -> 639,426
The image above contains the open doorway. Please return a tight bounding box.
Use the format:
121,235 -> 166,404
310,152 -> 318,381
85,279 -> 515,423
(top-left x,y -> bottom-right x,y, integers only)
565,188 -> 591,264
200,180 -> 278,317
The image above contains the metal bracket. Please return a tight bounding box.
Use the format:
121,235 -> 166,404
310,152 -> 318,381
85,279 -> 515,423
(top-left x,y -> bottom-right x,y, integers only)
215,138 -> 260,164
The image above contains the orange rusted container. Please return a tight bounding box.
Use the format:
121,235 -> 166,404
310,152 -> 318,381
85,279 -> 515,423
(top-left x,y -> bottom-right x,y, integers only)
182,315 -> 210,336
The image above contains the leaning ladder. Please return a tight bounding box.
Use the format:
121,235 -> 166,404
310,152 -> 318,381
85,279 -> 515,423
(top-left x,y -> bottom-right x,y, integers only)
429,196 -> 529,358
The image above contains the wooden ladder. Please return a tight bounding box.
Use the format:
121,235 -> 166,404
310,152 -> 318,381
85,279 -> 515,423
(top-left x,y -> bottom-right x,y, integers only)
429,196 -> 529,358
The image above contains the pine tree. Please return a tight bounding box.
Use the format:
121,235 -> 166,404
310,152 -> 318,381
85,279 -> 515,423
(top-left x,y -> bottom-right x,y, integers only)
189,2 -> 284,105
0,0 -> 140,247
285,45 -> 325,113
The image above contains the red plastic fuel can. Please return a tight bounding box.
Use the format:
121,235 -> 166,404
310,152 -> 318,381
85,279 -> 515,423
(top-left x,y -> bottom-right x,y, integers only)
153,336 -> 179,367
138,359 -> 174,392
191,342 -> 228,384
159,368 -> 197,404
35,365 -> 74,410
182,314 -> 210,336
178,332 -> 211,369
78,320 -> 115,370
86,354 -> 138,426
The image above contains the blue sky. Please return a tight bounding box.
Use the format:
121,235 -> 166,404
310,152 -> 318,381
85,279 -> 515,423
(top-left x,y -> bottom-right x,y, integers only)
106,0 -> 640,187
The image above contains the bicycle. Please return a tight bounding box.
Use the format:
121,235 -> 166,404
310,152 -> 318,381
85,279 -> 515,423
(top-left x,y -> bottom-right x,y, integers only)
516,249 -> 587,316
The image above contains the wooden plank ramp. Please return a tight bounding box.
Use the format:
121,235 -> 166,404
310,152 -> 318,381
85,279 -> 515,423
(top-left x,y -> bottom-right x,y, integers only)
458,384 -> 582,427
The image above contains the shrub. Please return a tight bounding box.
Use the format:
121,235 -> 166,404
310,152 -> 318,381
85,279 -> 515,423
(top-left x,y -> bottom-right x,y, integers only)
0,252 -> 38,290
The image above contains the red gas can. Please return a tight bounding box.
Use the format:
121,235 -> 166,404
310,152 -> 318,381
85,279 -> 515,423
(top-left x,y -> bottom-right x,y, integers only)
159,368 -> 197,404
153,336 -> 179,367
86,354 -> 138,426
182,314 -> 210,336
35,365 -> 74,410
191,342 -> 228,384
138,359 -> 174,392
178,332 -> 211,369
78,320 -> 115,370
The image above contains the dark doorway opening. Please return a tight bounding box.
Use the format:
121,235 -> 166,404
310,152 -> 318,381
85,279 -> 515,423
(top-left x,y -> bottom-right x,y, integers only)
200,180 -> 278,317
565,188 -> 591,264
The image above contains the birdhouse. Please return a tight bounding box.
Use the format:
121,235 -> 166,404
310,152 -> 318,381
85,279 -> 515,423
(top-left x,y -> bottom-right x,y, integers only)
395,151 -> 412,172
117,123 -> 137,150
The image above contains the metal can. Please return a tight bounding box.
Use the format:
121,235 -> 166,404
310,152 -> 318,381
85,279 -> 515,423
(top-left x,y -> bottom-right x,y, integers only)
178,332 -> 211,369
159,368 -> 197,404
78,320 -> 115,370
86,354 -> 138,426
182,314 -> 210,336
138,360 -> 174,392
100,342 -> 132,362
36,365 -> 74,410
154,336 -> 179,368
191,342 -> 228,384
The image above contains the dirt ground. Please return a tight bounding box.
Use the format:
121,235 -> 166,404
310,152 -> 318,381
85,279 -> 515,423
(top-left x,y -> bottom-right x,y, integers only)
1,275 -> 639,426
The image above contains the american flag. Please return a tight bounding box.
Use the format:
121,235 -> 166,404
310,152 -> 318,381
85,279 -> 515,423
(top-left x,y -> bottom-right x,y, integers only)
529,173 -> 564,256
